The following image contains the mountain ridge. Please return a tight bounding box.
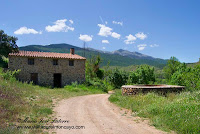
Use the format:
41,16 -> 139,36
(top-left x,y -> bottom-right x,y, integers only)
19,43 -> 167,68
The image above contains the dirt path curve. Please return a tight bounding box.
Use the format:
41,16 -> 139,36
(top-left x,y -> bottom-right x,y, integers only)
51,94 -> 167,134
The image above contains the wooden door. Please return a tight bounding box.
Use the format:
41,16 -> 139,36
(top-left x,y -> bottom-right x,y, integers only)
54,73 -> 61,88
31,73 -> 38,84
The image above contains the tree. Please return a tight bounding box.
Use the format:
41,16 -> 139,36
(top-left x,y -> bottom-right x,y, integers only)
163,56 -> 181,81
0,30 -> 19,57
129,64 -> 155,84
170,63 -> 188,86
108,68 -> 128,88
85,55 -> 104,80
127,71 -> 138,84
171,64 -> 200,91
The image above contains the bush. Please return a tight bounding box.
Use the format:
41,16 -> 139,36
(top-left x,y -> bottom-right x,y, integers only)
84,78 -> 108,93
71,81 -> 78,87
108,68 -> 128,88
0,69 -> 20,80
0,56 -> 8,68
96,69 -> 104,79
127,65 -> 155,84
127,71 -> 138,84
171,64 -> 200,91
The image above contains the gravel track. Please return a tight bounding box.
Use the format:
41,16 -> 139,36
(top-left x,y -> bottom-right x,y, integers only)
52,94 -> 167,134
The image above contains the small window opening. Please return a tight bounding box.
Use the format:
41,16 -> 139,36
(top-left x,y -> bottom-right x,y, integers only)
28,58 -> 34,65
53,59 -> 58,65
69,60 -> 74,66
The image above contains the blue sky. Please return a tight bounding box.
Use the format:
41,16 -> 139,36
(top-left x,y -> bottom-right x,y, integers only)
1,0 -> 200,63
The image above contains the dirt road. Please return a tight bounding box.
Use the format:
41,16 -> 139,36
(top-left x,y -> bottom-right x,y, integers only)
52,94 -> 167,134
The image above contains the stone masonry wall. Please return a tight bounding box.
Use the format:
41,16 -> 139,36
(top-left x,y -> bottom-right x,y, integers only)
8,56 -> 85,87
121,85 -> 184,96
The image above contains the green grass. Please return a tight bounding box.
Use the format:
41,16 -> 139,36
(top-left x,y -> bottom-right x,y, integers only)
109,90 -> 200,134
0,67 -> 105,134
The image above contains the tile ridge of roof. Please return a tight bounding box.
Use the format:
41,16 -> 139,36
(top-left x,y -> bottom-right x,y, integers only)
20,50 -> 40,53
41,51 -> 72,55
19,50 -> 65,54
19,50 -> 83,56
13,50 -> 86,59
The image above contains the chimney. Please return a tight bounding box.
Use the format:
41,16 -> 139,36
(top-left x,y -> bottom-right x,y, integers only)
70,48 -> 75,55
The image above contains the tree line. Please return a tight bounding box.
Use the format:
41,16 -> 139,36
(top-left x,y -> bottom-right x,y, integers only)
86,55 -> 200,91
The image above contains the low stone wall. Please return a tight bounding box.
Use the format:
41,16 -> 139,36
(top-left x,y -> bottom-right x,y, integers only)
121,85 -> 185,95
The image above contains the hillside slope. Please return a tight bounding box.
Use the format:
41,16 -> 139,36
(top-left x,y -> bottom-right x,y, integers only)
19,43 -> 167,68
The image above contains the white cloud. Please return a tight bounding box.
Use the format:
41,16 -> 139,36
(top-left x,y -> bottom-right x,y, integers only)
79,34 -> 93,42
135,32 -> 147,40
45,19 -> 74,32
124,34 -> 137,44
111,32 -> 121,39
137,44 -> 147,50
97,24 -> 112,37
69,19 -> 73,24
102,47 -> 106,50
105,21 -> 108,24
14,27 -> 42,35
112,21 -> 123,26
102,40 -> 109,44
97,24 -> 121,39
150,44 -> 159,47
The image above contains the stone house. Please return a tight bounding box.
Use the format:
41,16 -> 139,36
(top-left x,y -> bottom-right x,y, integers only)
8,48 -> 86,87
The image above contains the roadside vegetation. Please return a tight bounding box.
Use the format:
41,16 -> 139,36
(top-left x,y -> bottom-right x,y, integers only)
109,90 -> 199,133
109,57 -> 200,134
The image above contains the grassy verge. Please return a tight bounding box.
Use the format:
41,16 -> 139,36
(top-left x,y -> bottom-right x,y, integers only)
109,89 -> 200,134
0,68 -> 105,134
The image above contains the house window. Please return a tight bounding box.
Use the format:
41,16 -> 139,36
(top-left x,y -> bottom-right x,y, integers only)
53,59 -> 58,65
69,60 -> 74,66
28,58 -> 34,65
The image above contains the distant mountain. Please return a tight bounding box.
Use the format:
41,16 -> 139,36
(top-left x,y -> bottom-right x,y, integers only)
112,49 -> 154,60
19,43 -> 167,68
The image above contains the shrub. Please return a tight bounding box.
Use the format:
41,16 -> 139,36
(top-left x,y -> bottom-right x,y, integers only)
108,68 -> 128,88
127,71 -> 138,84
171,64 -> 200,91
0,56 -> 8,68
0,69 -> 20,80
127,65 -> 155,84
96,69 -> 104,79
135,65 -> 155,84
89,78 -> 108,92
71,81 -> 78,87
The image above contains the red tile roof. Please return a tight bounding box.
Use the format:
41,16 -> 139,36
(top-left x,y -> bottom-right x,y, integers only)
9,51 -> 86,60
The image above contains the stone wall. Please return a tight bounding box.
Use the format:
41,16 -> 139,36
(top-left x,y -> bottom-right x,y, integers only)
121,85 -> 185,95
8,56 -> 85,87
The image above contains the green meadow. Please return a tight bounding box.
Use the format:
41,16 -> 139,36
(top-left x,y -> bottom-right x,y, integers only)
109,90 -> 200,134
